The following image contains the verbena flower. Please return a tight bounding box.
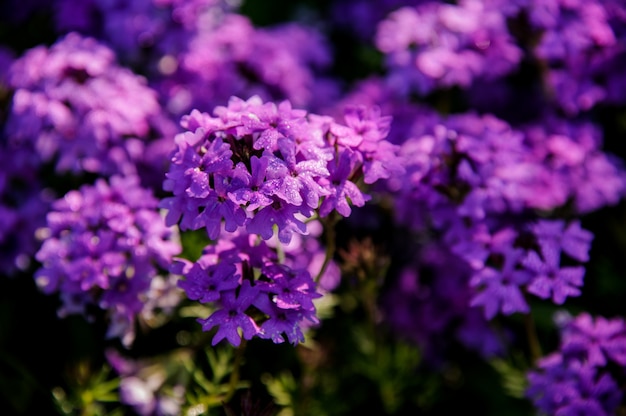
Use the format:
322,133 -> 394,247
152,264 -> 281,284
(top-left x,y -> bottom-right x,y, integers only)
390,112 -> 535,230
522,244 -> 585,305
34,174 -> 181,345
561,313 -> 626,367
52,0 -> 235,64
198,279 -> 261,347
382,242 -> 505,361
527,355 -> 621,416
469,248 -> 532,319
527,313 -> 626,416
106,349 -> 186,416
0,143 -> 50,274
158,13 -> 339,116
525,0 -> 616,114
174,226 -> 323,346
5,32 -> 171,177
375,1 -> 522,96
522,118 -> 626,213
161,95 -> 392,243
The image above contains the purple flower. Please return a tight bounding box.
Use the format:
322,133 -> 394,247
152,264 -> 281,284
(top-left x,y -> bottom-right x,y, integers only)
527,355 -> 621,416
246,198 -> 311,244
159,14 -> 338,116
527,313 -> 626,416
446,223 -> 518,271
375,1 -> 522,96
176,259 -> 240,304
6,33 -> 169,176
522,118 -> 626,213
254,295 -> 308,345
522,244 -> 585,305
34,174 -> 181,345
172,226 -> 325,346
561,313 -> 626,367
228,155 -> 274,210
333,105 -> 403,184
106,349 -> 185,416
162,95 -> 387,242
469,248 -> 532,319
319,149 -> 370,217
198,280 -> 261,346
531,219 -> 594,262
263,137 -> 330,209
524,0 -> 618,114
256,264 -> 321,312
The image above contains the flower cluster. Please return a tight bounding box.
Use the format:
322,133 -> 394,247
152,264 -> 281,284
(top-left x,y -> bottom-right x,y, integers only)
172,216 -> 340,348
47,1 -> 340,117
34,175 -> 181,345
0,144 -> 50,274
375,0 -> 522,95
522,118 -> 626,213
381,242 -> 504,361
523,0 -> 622,114
168,14 -> 338,115
174,227 -> 325,346
5,32 -> 172,176
160,95 -> 399,245
162,95 -> 389,345
527,313 -> 626,416
363,105 -> 617,321
3,0 -> 626,414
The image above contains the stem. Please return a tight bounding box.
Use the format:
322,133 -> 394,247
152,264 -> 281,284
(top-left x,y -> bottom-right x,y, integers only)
524,313 -> 542,364
223,338 -> 247,404
275,238 -> 285,264
315,212 -> 338,284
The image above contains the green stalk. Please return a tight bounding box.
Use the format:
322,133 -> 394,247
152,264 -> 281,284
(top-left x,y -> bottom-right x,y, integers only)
524,313 -> 542,364
223,338 -> 247,404
315,212 -> 339,284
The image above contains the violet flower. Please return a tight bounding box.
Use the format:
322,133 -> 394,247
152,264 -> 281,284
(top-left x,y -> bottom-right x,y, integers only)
159,13 -> 339,116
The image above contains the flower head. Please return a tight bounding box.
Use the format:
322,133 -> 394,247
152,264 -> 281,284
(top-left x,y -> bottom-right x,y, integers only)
34,174 -> 181,345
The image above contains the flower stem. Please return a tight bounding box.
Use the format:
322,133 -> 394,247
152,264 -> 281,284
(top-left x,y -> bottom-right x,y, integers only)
223,338 -> 247,404
524,313 -> 542,364
315,212 -> 339,284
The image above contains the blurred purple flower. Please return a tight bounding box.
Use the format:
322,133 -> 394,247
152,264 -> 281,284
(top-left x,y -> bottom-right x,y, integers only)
469,248 -> 531,319
5,32 -> 171,177
375,0 -> 522,95
34,174 -> 181,345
